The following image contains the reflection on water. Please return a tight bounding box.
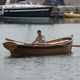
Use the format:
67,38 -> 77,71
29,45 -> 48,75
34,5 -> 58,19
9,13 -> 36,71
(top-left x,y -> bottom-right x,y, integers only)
0,17 -> 80,24
64,18 -> 80,23
0,17 -> 53,24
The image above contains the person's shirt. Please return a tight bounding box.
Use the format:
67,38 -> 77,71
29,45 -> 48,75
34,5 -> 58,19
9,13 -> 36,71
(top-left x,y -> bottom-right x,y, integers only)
34,35 -> 45,44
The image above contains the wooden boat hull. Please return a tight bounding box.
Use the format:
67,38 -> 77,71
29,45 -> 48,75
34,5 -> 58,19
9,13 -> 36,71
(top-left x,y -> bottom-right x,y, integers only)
64,13 -> 80,18
3,36 -> 72,57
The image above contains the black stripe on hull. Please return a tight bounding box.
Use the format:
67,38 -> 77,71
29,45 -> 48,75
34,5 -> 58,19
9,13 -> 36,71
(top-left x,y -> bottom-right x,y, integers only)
1,7 -> 52,17
4,11 -> 51,17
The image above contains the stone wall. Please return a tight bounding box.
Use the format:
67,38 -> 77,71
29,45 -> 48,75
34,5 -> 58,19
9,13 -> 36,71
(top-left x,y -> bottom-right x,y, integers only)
0,0 -> 6,5
10,0 -> 18,3
1,0 -> 80,6
31,0 -> 80,6
18,0 -> 45,5
31,0 -> 45,5
0,0 -> 45,5
64,0 -> 80,6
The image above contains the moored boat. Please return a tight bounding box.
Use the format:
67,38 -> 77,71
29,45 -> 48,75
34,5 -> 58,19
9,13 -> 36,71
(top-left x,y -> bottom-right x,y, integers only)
64,12 -> 80,18
3,36 -> 73,57
0,3 -> 52,18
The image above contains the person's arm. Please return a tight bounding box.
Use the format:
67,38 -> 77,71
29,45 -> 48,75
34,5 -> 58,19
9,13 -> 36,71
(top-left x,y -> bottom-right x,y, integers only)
32,40 -> 36,44
32,37 -> 38,44
42,36 -> 45,43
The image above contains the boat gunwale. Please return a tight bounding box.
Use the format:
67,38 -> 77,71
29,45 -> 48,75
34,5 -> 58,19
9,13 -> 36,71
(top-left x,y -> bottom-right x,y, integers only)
3,36 -> 72,49
17,37 -> 72,48
18,43 -> 71,49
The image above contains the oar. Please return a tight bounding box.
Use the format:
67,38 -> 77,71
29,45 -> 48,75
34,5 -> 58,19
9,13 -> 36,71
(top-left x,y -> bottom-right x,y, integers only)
5,38 -> 48,45
5,38 -> 29,45
5,38 -> 44,45
72,45 -> 80,47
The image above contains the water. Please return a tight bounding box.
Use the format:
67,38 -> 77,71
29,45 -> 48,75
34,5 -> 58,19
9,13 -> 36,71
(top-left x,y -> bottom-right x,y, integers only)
0,17 -> 80,80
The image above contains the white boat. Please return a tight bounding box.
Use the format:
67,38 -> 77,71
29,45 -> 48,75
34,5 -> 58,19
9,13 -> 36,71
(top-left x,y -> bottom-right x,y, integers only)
0,1 -> 52,17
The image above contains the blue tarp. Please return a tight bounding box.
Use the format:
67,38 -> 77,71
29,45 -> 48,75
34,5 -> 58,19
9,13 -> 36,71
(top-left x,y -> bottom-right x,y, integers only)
44,0 -> 65,6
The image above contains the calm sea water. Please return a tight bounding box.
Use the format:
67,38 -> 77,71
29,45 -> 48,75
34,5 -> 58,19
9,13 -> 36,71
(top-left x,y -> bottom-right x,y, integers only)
0,17 -> 80,80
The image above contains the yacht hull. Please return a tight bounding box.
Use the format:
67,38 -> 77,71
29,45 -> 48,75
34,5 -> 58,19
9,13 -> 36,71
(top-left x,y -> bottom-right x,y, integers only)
0,6 -> 52,17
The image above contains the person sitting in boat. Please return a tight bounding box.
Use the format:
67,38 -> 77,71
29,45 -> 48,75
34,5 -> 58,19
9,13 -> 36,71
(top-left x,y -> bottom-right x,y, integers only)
32,30 -> 45,44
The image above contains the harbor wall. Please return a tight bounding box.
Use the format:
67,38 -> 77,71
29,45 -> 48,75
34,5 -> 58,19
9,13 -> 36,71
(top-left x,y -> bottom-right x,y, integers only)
0,0 -> 6,5
19,0 -> 45,5
10,0 -> 18,3
1,0 -> 80,5
23,0 -> 80,6
51,6 -> 80,17
30,0 -> 80,6
64,0 -> 80,6
30,0 -> 45,5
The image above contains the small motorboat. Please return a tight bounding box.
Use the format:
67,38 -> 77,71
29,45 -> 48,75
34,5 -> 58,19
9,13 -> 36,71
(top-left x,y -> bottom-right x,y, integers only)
3,36 -> 73,57
64,12 -> 80,18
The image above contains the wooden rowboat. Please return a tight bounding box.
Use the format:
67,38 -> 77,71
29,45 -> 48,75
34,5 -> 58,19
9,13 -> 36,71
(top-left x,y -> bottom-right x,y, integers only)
64,12 -> 80,18
3,36 -> 73,57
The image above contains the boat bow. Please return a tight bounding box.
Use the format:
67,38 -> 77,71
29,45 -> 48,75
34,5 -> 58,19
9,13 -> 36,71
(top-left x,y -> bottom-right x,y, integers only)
3,42 -> 17,51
